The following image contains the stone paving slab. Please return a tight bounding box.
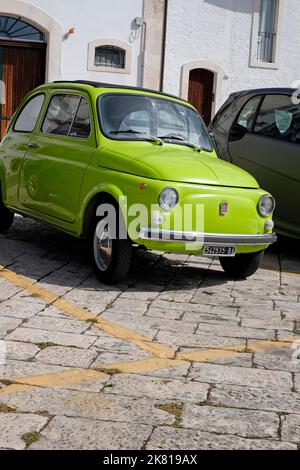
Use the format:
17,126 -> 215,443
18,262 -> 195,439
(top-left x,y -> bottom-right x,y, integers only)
0,360 -> 69,379
102,311 -> 198,335
179,349 -> 253,368
146,427 -> 297,450
5,327 -> 97,349
0,317 -> 23,337
195,323 -> 276,340
0,299 -> 44,319
181,405 -> 279,438
92,351 -> 150,365
102,373 -> 209,402
0,413 -> 48,450
209,384 -> 300,414
23,316 -> 90,334
188,362 -> 293,390
30,416 -> 152,450
4,341 -> 40,361
253,352 -> 300,372
0,388 -> 175,425
156,331 -> 246,349
35,346 -> 98,368
281,414 -> 300,444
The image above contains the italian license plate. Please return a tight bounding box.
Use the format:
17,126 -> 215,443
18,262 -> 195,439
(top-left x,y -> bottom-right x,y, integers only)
204,245 -> 236,256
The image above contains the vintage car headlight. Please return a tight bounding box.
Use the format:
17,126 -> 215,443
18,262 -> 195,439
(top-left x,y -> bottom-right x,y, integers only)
159,187 -> 179,211
258,195 -> 276,218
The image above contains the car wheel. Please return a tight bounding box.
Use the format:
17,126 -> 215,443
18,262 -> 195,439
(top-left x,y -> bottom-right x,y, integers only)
219,250 -> 264,279
92,214 -> 132,285
0,198 -> 14,233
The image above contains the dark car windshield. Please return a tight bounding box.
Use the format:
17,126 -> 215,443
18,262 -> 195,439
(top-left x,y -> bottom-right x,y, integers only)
99,94 -> 213,152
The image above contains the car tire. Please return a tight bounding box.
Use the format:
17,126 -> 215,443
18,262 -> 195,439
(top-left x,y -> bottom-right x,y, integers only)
0,197 -> 14,233
91,207 -> 132,285
219,250 -> 264,279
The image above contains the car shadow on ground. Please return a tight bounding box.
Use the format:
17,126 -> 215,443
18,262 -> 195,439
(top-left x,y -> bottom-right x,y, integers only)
0,216 -> 299,294
274,234 -> 300,257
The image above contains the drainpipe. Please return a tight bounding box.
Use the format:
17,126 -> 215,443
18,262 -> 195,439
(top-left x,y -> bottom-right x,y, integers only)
160,0 -> 168,92
140,19 -> 147,88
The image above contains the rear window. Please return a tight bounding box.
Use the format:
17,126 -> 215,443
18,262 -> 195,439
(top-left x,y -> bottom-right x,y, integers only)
14,94 -> 45,133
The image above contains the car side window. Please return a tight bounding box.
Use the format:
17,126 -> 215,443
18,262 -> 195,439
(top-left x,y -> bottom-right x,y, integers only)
69,98 -> 91,138
14,94 -> 45,133
254,94 -> 300,143
236,96 -> 262,131
42,94 -> 91,138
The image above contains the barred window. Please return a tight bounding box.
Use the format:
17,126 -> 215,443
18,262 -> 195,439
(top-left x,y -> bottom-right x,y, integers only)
257,0 -> 278,63
94,46 -> 125,69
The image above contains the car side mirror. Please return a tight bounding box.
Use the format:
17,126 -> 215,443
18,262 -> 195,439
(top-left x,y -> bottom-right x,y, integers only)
229,123 -> 247,142
209,131 -> 221,157
209,131 -> 216,143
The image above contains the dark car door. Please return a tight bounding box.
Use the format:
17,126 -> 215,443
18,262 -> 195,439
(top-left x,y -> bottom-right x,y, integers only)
228,93 -> 300,237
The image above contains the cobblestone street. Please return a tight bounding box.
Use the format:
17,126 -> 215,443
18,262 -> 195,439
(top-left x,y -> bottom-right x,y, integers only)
0,216 -> 300,450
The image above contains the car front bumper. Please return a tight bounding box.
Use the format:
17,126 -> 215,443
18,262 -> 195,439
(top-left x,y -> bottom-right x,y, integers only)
139,228 -> 277,246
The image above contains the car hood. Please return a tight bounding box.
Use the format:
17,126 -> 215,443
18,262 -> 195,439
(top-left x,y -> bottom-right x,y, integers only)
98,143 -> 259,189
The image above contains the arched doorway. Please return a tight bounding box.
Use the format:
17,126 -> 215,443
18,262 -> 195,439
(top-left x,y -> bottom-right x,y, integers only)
0,15 -> 46,139
181,60 -> 225,125
188,68 -> 214,125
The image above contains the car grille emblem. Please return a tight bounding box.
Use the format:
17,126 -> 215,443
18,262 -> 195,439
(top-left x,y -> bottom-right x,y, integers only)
220,202 -> 229,215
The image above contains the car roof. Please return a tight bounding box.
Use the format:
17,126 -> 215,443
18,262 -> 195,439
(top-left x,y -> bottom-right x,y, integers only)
37,80 -> 189,104
232,87 -> 297,97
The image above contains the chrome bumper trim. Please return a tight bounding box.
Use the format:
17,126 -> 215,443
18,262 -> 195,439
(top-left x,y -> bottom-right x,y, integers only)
139,228 -> 277,246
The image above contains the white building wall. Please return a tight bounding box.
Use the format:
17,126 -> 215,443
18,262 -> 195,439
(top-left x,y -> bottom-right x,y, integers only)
164,0 -> 300,110
24,0 -> 144,85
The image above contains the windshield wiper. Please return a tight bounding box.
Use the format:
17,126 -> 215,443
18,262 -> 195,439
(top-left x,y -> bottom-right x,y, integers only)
158,135 -> 201,152
158,134 -> 185,141
110,130 -> 163,145
181,142 -> 202,152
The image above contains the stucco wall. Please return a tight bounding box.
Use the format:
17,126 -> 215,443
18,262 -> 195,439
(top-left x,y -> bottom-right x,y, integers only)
21,0 -> 144,85
164,0 -> 300,111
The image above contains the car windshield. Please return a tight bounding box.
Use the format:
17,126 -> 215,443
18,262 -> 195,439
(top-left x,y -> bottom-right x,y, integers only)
99,94 -> 213,152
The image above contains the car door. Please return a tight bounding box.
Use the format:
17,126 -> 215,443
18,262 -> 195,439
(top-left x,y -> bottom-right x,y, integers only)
228,93 -> 300,236
19,91 -> 96,223
0,93 -> 46,209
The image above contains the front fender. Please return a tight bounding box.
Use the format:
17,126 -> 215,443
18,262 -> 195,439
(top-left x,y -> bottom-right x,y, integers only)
77,182 -> 125,236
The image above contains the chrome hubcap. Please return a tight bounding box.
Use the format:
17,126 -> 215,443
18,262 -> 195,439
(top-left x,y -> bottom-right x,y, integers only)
94,222 -> 113,272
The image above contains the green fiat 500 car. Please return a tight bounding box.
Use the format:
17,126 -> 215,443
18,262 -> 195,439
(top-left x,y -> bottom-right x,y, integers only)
0,81 -> 277,284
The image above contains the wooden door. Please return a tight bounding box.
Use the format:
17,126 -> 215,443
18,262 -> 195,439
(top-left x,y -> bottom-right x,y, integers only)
188,68 -> 214,125
0,42 -> 46,139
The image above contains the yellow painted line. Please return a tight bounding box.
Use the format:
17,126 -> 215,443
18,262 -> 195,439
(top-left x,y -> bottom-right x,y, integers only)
95,357 -> 188,374
247,336 -> 297,351
0,265 -> 175,359
177,344 -> 245,362
0,369 -> 108,396
1,336 -> 297,397
0,384 -> 34,395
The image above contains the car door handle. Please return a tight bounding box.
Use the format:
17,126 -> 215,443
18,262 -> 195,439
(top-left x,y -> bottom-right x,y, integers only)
27,142 -> 40,149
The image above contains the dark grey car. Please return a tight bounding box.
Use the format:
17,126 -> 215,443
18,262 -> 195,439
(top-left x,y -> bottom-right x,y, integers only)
209,88 -> 300,239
